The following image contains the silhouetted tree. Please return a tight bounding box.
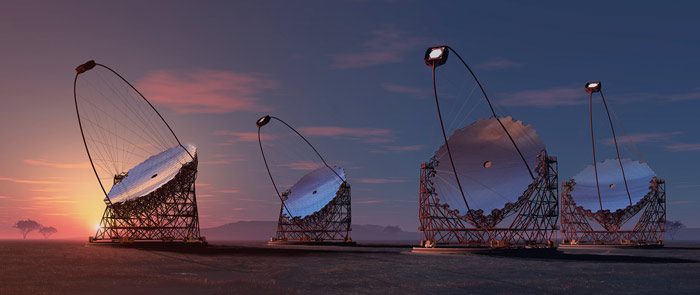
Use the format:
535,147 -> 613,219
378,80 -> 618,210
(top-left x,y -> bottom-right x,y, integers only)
39,226 -> 58,239
14,219 -> 40,239
666,220 -> 686,240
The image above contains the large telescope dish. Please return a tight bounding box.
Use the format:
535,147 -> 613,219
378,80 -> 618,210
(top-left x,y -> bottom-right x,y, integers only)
569,159 -> 655,212
432,116 -> 544,214
282,166 -> 346,218
108,144 -> 197,203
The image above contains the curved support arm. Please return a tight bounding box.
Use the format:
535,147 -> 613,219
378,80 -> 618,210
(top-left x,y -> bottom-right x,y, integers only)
590,89 -> 633,207
431,66 -> 494,239
445,46 -> 535,180
73,72 -> 111,205
589,92 -> 603,211
73,60 -> 194,204
257,126 -> 296,219
431,66 -> 473,215
93,63 -> 194,161
256,115 -> 345,219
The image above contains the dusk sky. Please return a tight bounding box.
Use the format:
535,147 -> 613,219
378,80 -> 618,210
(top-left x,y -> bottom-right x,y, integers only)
1,1 -> 699,238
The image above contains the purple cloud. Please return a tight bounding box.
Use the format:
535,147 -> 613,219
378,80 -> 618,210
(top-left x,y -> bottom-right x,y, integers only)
0,177 -> 60,185
498,86 -> 585,107
385,145 -> 424,151
665,89 -> 700,102
298,126 -> 396,143
355,199 -> 383,204
214,131 -> 277,145
24,159 -> 89,169
355,178 -> 409,184
666,143 -> 700,152
137,69 -> 277,114
200,154 -> 248,165
382,83 -> 431,99
475,58 -> 522,70
603,132 -> 680,145
277,161 -> 323,171
370,145 -> 424,153
330,26 -> 421,69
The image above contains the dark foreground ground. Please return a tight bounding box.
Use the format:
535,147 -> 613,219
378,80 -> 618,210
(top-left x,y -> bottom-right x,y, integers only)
1,240 -> 700,294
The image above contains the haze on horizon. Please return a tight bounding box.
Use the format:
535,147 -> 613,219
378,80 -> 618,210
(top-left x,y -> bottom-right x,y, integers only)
1,1 -> 699,239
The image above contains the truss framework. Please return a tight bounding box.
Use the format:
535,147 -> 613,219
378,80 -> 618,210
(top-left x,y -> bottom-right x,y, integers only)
272,182 -> 352,242
90,157 -> 204,243
418,150 -> 559,248
560,177 -> 666,246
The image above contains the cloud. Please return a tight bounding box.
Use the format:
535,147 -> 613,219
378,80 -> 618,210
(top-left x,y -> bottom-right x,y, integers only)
0,177 -> 60,184
200,159 -> 247,165
330,26 -> 421,69
137,69 -> 278,114
665,89 -> 700,102
0,196 -> 9,199
370,144 -> 425,154
382,83 -> 431,99
498,86 -> 585,107
355,199 -> 383,204
24,159 -> 89,169
32,196 -> 70,201
298,126 -> 395,143
16,207 -> 41,210
666,143 -> 700,152
475,58 -> 522,70
214,131 -> 277,146
30,188 -> 61,193
200,154 -> 248,165
278,161 -> 323,171
234,197 -> 278,204
213,187 -> 240,194
355,178 -> 409,184
33,199 -> 77,204
589,88 -> 700,104
603,132 -> 679,145
499,86 -> 700,107
384,145 -> 425,151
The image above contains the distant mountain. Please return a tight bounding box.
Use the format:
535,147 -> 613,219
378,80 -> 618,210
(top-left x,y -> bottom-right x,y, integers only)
201,221 -> 419,241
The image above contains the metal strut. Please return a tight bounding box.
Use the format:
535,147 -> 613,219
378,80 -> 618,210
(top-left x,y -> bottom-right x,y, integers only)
600,90 -> 633,206
589,92 -> 603,211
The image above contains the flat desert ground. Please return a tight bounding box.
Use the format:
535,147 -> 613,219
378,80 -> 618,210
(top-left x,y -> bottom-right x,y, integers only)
1,240 -> 700,294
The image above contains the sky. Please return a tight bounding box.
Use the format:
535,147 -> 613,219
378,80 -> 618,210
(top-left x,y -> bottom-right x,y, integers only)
1,1 -> 699,238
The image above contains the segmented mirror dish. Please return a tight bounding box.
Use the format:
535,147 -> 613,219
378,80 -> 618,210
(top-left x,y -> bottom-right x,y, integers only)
108,144 -> 196,203
432,116 -> 544,213
570,158 -> 655,211
283,166 -> 345,218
